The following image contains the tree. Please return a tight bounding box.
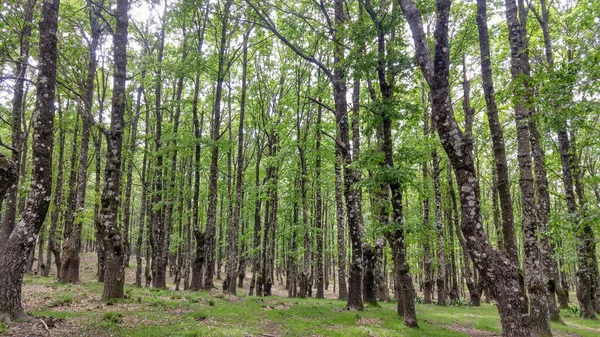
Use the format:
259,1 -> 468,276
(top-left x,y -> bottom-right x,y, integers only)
0,0 -> 60,320
398,0 -> 530,334
95,0 -> 129,301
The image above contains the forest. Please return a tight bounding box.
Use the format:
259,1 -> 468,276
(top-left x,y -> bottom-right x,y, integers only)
0,0 -> 599,336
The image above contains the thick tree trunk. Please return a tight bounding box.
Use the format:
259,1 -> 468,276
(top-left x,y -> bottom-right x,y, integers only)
0,0 -> 59,320
398,0 -> 530,334
504,0 -> 552,333
362,244 -> 378,306
96,0 -> 129,301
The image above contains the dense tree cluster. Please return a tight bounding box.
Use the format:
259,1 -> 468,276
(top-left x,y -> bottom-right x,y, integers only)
1,0 -> 599,335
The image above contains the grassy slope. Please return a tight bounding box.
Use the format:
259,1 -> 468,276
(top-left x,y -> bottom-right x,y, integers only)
4,255 -> 600,336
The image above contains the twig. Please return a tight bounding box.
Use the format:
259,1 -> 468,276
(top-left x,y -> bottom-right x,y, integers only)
39,318 -> 50,332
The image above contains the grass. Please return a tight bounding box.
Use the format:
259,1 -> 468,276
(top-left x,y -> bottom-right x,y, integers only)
10,254 -> 600,336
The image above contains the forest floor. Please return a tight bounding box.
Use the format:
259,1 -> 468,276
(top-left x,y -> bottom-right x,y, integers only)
2,253 -> 600,337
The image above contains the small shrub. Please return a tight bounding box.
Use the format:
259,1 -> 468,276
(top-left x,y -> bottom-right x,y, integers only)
414,296 -> 425,304
102,312 -> 123,324
569,305 -> 579,315
49,294 -> 74,307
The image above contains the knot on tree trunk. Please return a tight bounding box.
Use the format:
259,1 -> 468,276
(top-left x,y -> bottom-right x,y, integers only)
0,153 -> 18,202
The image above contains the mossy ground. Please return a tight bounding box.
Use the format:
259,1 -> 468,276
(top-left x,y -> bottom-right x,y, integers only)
5,253 -> 599,336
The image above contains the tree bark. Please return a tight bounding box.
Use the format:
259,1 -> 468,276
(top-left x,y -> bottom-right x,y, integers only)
0,0 -> 59,320
150,0 -> 168,289
135,83 -> 148,287
189,3 -> 208,290
225,27 -> 250,295
475,0 -> 518,265
96,0 -> 129,301
203,0 -> 233,290
398,0 -> 530,334
0,0 -> 36,250
315,92 -> 324,299
504,0 -> 553,333
59,2 -> 102,284
43,106 -> 66,278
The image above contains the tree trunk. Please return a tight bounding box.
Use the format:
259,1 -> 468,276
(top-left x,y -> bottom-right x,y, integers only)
150,1 -> 167,289
475,0 -> 518,265
0,0 -> 36,250
60,3 -> 101,284
134,80 -> 148,287
60,113 -> 80,281
203,0 -> 232,290
334,152 -> 347,300
398,0 -> 530,334
225,28 -> 250,295
504,0 -> 552,333
0,0 -> 59,320
96,0 -> 129,301
43,106 -> 66,278
432,147 -> 446,306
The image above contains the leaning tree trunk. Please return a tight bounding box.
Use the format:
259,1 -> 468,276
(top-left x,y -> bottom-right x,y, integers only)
398,0 -> 530,334
96,0 -> 129,301
475,0 -> 519,265
0,0 -> 59,320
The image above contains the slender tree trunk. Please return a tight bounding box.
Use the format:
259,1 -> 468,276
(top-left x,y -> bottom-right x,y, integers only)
44,106 -> 66,278
432,147 -> 446,306
315,101 -> 324,299
96,0 -> 129,301
60,113 -> 80,281
558,130 -> 596,318
532,0 -> 570,320
249,141 -> 263,296
475,0 -> 518,265
0,0 -> 59,320
0,0 -> 36,250
135,80 -> 148,287
150,1 -> 167,289
225,28 -> 250,295
204,0 -> 232,290
59,3 -> 102,284
334,152 -> 347,300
